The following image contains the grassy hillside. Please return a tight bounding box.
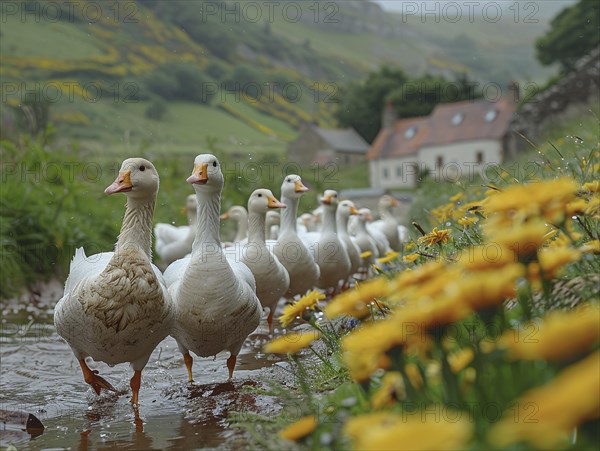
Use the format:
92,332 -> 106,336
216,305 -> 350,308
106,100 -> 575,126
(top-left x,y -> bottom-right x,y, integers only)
0,0 -> 565,157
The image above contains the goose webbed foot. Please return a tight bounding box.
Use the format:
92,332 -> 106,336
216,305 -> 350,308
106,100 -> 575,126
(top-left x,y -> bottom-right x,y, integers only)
79,359 -> 116,395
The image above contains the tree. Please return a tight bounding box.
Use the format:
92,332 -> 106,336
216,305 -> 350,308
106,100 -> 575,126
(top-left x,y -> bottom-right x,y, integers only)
535,0 -> 600,73
334,67 -> 479,144
334,66 -> 408,143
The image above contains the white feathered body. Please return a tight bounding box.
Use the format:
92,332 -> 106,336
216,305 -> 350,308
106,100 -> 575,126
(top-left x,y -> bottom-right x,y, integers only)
55,246 -> 173,370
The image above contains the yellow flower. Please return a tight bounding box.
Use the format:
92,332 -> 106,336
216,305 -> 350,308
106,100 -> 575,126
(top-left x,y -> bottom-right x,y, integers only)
418,228 -> 451,246
402,253 -> 419,263
582,180 -> 600,192
447,264 -> 525,311
487,221 -> 550,258
278,290 -> 325,327
537,246 -> 582,279
457,216 -> 478,227
497,304 -> 600,361
447,348 -> 474,373
404,363 -> 424,390
488,351 -> 600,449
279,415 -> 317,442
405,242 -> 416,251
450,192 -> 464,202
345,411 -> 473,451
360,250 -> 373,259
371,372 -> 405,409
378,251 -> 400,264
483,178 -> 578,222
342,320 -> 398,381
566,198 -> 589,216
585,196 -> 600,218
431,203 -> 455,222
324,277 -> 391,319
456,245 -> 517,270
264,331 -> 321,355
581,239 -> 600,254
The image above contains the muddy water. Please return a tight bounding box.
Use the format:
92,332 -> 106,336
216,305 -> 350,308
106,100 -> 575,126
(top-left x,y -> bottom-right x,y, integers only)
1,289 -> 288,450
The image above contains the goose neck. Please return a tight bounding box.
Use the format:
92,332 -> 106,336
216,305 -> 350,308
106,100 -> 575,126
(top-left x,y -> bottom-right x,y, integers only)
192,189 -> 222,250
115,196 -> 155,259
321,206 -> 337,234
280,195 -> 298,233
248,210 -> 266,244
336,213 -> 350,239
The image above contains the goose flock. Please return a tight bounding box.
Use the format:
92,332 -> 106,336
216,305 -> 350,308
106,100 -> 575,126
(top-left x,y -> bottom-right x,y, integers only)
54,154 -> 408,405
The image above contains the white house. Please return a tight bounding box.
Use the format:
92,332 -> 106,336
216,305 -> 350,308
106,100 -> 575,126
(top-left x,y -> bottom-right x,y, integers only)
367,96 -> 517,188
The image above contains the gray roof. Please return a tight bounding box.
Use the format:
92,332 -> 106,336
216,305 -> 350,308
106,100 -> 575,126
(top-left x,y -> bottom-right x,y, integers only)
313,126 -> 369,153
339,187 -> 387,198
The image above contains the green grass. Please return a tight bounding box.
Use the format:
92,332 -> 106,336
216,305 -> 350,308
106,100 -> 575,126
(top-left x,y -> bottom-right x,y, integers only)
0,18 -> 104,59
53,100 -> 294,156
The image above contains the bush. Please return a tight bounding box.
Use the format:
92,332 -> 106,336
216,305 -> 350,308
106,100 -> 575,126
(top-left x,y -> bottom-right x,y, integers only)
145,98 -> 168,120
143,62 -> 215,104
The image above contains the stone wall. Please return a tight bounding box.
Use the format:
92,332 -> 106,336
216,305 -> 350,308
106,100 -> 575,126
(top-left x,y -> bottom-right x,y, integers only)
511,47 -> 600,149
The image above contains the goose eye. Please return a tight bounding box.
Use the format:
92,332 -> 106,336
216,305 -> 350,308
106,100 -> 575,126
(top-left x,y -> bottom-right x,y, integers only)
212,161 -> 217,167
258,193 -> 262,197
139,165 -> 146,171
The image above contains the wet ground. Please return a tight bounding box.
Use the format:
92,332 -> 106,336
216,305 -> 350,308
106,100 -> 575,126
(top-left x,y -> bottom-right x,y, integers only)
0,280 -> 291,450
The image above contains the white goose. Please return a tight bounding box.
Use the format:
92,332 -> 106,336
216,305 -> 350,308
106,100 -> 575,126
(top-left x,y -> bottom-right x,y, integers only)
273,175 -> 320,298
54,158 -> 174,406
304,190 -> 351,294
353,208 -> 380,270
220,205 -> 248,247
164,154 -> 261,382
336,200 -> 361,281
155,194 -> 197,266
369,195 -> 408,251
239,189 -> 289,333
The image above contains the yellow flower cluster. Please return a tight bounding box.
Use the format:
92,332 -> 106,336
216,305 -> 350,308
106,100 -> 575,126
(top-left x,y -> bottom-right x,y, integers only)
417,227 -> 451,246
498,304 -> 600,361
279,415 -> 317,442
263,331 -> 321,355
279,290 -> 325,328
489,351 -> 600,449
344,411 -> 473,450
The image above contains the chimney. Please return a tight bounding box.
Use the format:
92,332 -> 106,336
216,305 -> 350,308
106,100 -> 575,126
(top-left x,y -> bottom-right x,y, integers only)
382,100 -> 397,129
506,81 -> 520,104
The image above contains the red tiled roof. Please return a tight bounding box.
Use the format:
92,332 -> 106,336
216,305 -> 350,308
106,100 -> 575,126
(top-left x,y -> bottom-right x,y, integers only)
422,98 -> 516,147
367,98 -> 516,159
366,116 -> 429,160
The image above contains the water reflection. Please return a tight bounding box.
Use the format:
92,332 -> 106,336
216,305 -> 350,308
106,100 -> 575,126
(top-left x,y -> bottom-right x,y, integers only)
0,316 -> 284,450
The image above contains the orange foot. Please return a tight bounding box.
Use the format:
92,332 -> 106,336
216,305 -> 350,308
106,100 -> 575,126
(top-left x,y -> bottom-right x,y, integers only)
79,359 -> 116,395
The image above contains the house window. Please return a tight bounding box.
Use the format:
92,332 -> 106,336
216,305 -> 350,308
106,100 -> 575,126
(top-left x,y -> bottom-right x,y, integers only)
404,126 -> 417,139
485,109 -> 497,122
476,151 -> 484,164
383,167 -> 389,178
396,166 -> 402,177
451,112 -> 464,126
436,156 -> 443,168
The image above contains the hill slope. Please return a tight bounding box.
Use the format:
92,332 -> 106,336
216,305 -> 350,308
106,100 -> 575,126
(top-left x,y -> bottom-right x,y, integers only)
0,0 -> 565,155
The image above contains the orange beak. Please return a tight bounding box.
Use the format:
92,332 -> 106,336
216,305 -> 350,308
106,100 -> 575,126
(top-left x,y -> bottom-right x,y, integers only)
219,212 -> 230,220
321,194 -> 334,205
366,213 -> 373,221
294,180 -> 308,193
349,206 -> 359,215
267,195 -> 286,209
105,170 -> 132,195
187,163 -> 209,185
391,197 -> 400,206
